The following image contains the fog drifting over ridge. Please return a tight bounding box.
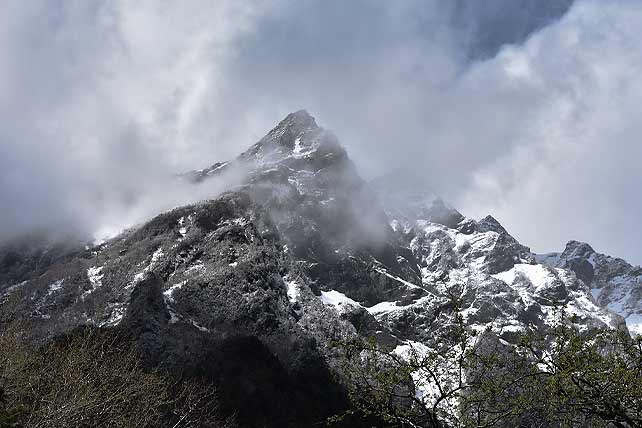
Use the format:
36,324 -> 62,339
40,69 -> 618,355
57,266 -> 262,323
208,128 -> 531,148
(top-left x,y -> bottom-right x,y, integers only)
2,0 -> 642,263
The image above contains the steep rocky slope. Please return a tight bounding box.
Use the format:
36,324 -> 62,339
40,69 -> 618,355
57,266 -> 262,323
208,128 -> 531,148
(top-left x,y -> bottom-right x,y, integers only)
0,200 -> 361,427
0,110 -> 637,426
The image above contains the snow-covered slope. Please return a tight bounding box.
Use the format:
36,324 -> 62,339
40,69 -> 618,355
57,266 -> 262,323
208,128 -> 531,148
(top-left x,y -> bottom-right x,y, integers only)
357,203 -> 623,347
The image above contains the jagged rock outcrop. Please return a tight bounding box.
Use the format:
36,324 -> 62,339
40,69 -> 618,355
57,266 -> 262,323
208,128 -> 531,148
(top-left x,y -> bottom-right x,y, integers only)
537,240 -> 642,335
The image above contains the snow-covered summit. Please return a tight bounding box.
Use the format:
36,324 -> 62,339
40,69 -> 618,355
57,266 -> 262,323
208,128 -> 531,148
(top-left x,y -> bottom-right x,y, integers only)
259,109 -> 318,149
182,109 -> 346,183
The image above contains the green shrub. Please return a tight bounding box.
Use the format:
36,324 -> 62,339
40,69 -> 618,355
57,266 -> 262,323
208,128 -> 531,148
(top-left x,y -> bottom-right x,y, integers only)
0,324 -> 235,428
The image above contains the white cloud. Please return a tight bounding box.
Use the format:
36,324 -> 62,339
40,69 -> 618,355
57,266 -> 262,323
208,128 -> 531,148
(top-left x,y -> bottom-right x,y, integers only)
3,0 -> 642,265
455,0 -> 642,260
0,1 -> 264,239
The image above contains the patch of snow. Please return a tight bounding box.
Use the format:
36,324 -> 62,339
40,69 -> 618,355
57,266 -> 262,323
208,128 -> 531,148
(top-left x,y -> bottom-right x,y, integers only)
100,304 -> 127,327
291,136 -> 317,158
390,218 -> 413,234
416,221 -> 447,235
564,290 -> 617,329
185,261 -> 206,275
287,176 -> 304,193
320,197 -> 335,205
367,300 -> 402,314
128,247 -> 165,289
394,340 -> 431,359
292,137 -> 303,154
163,280 -> 187,304
168,308 -> 180,324
47,279 -> 64,296
83,267 -> 104,299
498,322 -> 526,333
454,232 -> 472,251
206,161 -> 229,175
373,266 -> 421,289
151,247 -> 164,264
414,222 -> 500,274
284,277 -> 301,303
191,320 -> 210,332
492,269 -> 517,285
460,305 -> 479,321
87,266 -> 104,286
492,264 -> 554,292
393,340 -> 460,416
232,217 -> 247,226
219,217 -> 249,228
178,217 -> 187,237
163,280 -> 187,323
367,295 -> 438,316
132,271 -> 147,284
320,290 -> 362,313
460,232 -> 499,256
467,255 -> 489,271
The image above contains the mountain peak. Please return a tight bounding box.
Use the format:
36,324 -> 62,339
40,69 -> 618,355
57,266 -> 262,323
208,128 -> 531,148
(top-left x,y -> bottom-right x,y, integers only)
286,109 -> 316,124
477,215 -> 507,235
183,110 -> 344,182
563,240 -> 596,258
262,110 -> 318,149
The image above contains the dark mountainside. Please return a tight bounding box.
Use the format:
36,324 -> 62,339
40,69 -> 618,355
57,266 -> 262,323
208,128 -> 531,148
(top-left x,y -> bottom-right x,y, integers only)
2,111 -> 642,427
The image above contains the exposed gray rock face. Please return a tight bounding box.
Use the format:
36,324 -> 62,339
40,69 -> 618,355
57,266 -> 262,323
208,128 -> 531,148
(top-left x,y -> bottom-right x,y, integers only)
0,110 -> 636,425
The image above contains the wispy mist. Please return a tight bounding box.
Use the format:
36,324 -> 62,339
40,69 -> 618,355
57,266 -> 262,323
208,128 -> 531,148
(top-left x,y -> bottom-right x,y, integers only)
3,0 -> 642,263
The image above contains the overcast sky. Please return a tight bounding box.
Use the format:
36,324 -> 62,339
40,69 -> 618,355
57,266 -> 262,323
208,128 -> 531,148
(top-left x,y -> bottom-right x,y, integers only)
2,0 -> 642,263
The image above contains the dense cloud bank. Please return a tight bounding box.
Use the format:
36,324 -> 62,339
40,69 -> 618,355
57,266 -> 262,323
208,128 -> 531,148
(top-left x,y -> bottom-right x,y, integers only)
2,0 -> 642,263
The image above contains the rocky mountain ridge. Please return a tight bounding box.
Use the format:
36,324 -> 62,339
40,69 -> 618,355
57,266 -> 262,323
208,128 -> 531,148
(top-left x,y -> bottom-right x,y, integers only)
1,110 -> 639,426
536,240 -> 642,335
